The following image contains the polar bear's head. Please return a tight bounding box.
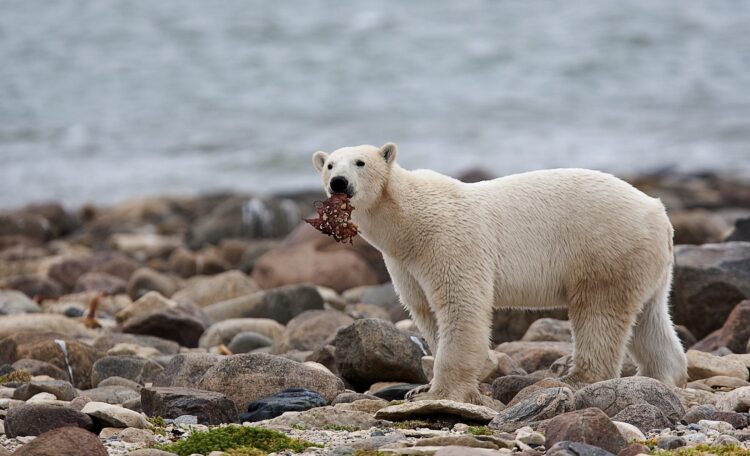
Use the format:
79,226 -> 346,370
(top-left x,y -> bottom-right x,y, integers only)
312,143 -> 398,210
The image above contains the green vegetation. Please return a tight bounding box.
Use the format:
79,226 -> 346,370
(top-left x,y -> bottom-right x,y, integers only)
466,426 -> 493,436
156,425 -> 320,456
391,419 -> 432,429
146,416 -> 166,436
650,444 -> 750,456
0,370 -> 31,384
352,451 -> 390,456
322,424 -> 359,432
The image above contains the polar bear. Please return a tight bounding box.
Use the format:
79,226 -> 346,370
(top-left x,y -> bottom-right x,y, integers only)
312,143 -> 688,405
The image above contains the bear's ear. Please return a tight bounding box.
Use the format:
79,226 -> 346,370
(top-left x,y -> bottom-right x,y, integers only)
312,151 -> 328,172
381,143 -> 398,165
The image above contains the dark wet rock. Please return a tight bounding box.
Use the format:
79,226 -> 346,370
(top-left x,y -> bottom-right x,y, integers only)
121,306 -> 206,348
0,289 -> 41,314
4,404 -> 94,437
227,331 -> 273,353
204,284 -> 324,323
547,441 -> 615,456
612,403 -> 671,433
3,274 -> 64,299
574,377 -> 685,421
126,267 -> 180,300
240,388 -> 327,422
546,408 -> 627,455
91,355 -> 164,386
74,271 -> 127,294
671,242 -> 750,339
141,386 -> 239,425
335,318 -> 428,390
197,353 -> 344,410
13,380 -> 78,401
489,387 -> 575,431
727,217 -> 750,242
492,375 -> 539,404
11,358 -> 69,381
274,309 -> 353,353
495,341 -> 573,373
63,306 -> 84,317
13,426 -> 107,456
522,318 -> 572,342
91,333 -> 180,355
371,383 -> 424,401
153,353 -> 222,387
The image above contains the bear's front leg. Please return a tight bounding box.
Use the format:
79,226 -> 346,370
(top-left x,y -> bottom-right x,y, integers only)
411,270 -> 495,407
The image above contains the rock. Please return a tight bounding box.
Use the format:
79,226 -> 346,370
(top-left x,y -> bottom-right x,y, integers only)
198,318 -> 284,348
332,392 -> 381,404
673,387 -> 718,409
672,242 -> 750,339
2,274 -> 65,299
335,318 -> 429,390
274,310 -> 353,353
48,256 -> 94,290
81,401 -> 150,428
612,421 -> 646,442
0,332 -> 104,389
727,217 -> 750,242
435,448 -> 515,456
262,406 -> 384,430
573,377 -> 685,421
360,282 -> 409,322
414,436 -> 498,449
82,385 -> 140,404
107,342 -> 162,359
682,404 -> 716,424
127,268 -> 180,300
240,388 -> 327,422
13,380 -> 78,401
140,386 -> 238,425
488,387 -> 575,431
686,349 -> 748,380
494,341 -> 573,373
674,325 -> 697,351
91,356 -> 164,386
227,331 -> 273,353
0,290 -> 41,314
547,441 -> 615,456
91,333 -> 180,355
98,376 -> 142,391
716,386 -> 750,412
611,403 -> 671,433
0,314 -> 93,340
128,450 -> 178,456
508,379 -> 570,407
168,248 -> 198,278
715,300 -> 750,353
116,291 -> 177,323
121,307 -> 206,348
710,412 -> 748,429
656,436 -> 686,450
74,272 -> 127,294
13,426 -> 107,456
492,375 -> 539,404
153,353 -> 222,387
492,308 -> 569,345
545,408 -> 627,455
479,352 -> 526,383
671,209 -> 730,245
5,404 -> 94,437
522,319 -> 572,342
112,427 -> 156,444
172,270 -> 259,307
197,353 -> 344,410
375,399 -> 498,423
370,383 -> 423,401
12,359 -> 69,381
345,302 -> 391,321
203,284 -> 324,323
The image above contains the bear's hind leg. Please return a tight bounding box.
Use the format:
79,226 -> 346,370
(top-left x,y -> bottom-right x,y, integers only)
563,287 -> 639,389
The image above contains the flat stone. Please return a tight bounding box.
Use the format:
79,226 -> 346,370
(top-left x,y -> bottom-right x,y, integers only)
375,399 -> 498,423
12,380 -> 78,401
687,350 -> 749,380
81,401 -> 150,428
140,386 -> 239,425
489,387 -> 575,432
260,406 -> 384,430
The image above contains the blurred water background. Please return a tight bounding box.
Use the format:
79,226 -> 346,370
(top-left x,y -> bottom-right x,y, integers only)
1,1 -> 749,208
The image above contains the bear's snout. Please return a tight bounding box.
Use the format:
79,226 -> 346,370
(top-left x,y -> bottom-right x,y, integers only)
330,176 -> 350,194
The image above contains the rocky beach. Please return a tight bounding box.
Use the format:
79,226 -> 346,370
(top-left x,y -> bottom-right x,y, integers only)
1,169 -> 750,456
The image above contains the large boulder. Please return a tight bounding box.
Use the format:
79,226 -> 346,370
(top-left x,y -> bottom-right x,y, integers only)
334,318 -> 428,390
573,377 -> 685,421
671,242 -> 750,339
4,404 -> 93,437
13,426 -> 107,456
141,386 -> 239,425
204,285 -> 324,323
196,353 -> 345,410
274,310 -> 353,353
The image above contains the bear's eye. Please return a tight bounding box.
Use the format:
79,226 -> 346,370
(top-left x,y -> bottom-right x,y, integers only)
327,163 -> 333,170
356,160 -> 365,167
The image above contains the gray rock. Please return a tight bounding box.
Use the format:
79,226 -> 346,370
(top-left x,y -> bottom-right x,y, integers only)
682,404 -> 717,424
172,270 -> 259,308
612,403 -> 671,433
91,356 -> 164,386
141,386 -> 239,425
489,387 -> 575,431
227,331 -> 273,353
197,353 -> 345,410
11,359 -> 68,381
657,436 -> 687,450
573,376 -> 685,421
74,272 -> 127,294
522,318 -> 572,342
0,290 -> 41,314
198,318 -> 284,348
13,380 -> 78,401
98,376 -> 142,391
335,318 -> 429,390
494,341 -> 573,373
127,267 -> 180,300
491,375 -> 539,404
374,399 -> 498,423
204,285 -> 323,323
81,385 -> 140,404
546,408 -> 627,455
4,403 -> 94,437
262,405 -> 384,430
91,333 -> 180,355
81,401 -> 150,428
153,353 -> 222,387
547,441 -> 615,456
274,309 -> 353,353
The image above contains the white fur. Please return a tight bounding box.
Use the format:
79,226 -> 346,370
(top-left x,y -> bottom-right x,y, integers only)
313,143 -> 688,404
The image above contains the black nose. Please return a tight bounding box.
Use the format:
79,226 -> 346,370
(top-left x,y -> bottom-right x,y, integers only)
330,176 -> 349,193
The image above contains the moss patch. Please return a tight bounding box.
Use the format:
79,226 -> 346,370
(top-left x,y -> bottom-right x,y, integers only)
650,445 -> 750,456
0,370 -> 31,384
156,425 -> 319,456
466,426 -> 493,436
322,424 -> 359,432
